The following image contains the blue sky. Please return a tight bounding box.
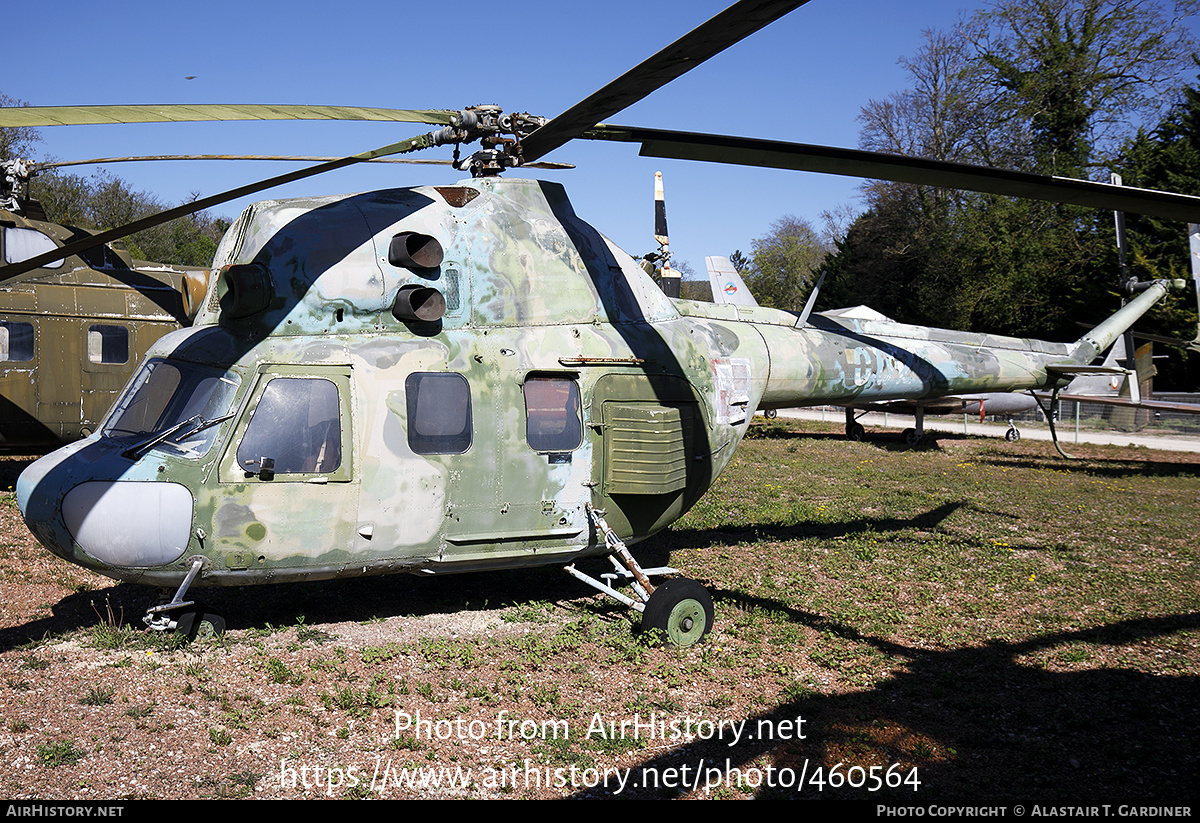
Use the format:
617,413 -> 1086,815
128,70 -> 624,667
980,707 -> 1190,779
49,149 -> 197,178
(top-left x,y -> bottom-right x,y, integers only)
6,0 -> 1196,273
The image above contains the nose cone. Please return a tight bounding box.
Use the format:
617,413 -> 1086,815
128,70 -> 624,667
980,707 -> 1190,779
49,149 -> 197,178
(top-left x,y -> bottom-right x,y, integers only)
17,440 -> 91,556
62,481 -> 193,567
18,441 -> 194,570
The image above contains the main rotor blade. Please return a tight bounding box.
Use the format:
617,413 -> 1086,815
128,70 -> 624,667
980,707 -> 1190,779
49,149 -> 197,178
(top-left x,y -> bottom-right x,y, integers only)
521,0 -> 811,162
32,155 -> 573,171
586,125 -> 1200,223
0,104 -> 459,128
0,134 -> 435,283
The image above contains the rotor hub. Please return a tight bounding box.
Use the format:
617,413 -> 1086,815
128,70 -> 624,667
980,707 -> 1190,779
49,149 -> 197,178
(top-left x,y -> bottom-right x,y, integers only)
425,106 -> 547,177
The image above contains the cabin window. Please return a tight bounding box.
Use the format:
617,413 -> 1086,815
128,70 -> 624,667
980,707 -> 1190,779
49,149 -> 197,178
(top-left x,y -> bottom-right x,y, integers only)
103,359 -> 241,457
523,376 -> 582,452
406,372 -> 472,454
0,321 -> 34,362
4,227 -> 63,269
237,377 -> 342,474
87,325 -> 129,364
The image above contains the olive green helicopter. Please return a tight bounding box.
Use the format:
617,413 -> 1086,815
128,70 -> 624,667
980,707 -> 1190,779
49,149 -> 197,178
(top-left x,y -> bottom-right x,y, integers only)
0,158 -> 212,450
6,0 -> 1200,645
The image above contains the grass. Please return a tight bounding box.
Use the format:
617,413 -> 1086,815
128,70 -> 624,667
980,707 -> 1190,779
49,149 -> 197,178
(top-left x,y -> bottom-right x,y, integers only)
37,740 -> 84,768
1,422 -> 1197,799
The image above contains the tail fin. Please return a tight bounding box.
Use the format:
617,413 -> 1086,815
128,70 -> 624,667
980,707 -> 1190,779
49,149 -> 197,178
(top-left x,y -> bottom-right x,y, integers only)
706,256 -> 759,307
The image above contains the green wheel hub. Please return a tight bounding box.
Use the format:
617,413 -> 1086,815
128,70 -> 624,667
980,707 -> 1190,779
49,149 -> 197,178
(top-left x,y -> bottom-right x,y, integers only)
641,578 -> 714,648
665,597 -> 708,646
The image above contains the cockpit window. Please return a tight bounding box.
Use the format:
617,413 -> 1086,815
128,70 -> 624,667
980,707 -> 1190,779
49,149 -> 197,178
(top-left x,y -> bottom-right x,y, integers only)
236,377 -> 342,474
4,227 -> 63,269
103,359 -> 241,457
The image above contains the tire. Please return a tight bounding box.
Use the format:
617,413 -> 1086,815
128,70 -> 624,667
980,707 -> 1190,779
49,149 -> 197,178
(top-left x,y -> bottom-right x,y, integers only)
175,604 -> 226,641
846,423 -> 865,441
764,408 -> 778,419
1005,428 -> 1020,442
902,428 -> 921,446
640,578 -> 714,648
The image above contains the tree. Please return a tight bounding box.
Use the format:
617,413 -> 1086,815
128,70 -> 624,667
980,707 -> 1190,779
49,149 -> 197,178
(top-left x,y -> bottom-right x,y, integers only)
824,0 -> 1199,343
29,169 -> 227,266
1110,78 -> 1200,388
967,0 -> 1200,176
860,28 -> 1019,170
743,216 -> 829,312
0,94 -> 39,162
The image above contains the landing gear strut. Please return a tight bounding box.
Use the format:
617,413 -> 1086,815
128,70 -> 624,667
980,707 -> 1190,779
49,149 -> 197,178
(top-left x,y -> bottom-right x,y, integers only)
142,555 -> 227,640
567,505 -> 714,647
845,408 -> 865,441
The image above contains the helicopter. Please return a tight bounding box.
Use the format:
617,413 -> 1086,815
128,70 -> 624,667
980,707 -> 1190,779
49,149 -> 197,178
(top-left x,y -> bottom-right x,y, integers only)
703,254 -> 1044,443
0,158 -> 211,450
0,151 -> 574,452
5,0 -> 1200,646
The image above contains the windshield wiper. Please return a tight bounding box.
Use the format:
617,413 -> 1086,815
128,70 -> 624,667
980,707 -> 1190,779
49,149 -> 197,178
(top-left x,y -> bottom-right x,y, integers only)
121,413 -> 235,459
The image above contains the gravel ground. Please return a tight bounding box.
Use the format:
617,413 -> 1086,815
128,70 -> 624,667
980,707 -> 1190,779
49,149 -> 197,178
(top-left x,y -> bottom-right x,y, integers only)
2,434 -> 1197,801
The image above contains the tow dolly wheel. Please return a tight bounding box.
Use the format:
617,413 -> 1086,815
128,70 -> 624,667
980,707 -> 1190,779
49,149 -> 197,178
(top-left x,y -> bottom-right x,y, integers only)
175,603 -> 226,641
640,578 -> 714,648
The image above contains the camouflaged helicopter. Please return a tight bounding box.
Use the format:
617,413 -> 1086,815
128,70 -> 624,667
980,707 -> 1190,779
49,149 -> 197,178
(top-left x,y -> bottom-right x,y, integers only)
5,0 -> 1200,645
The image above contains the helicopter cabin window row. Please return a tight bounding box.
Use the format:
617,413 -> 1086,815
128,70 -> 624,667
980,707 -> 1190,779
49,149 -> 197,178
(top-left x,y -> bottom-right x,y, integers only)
404,372 -> 582,456
3,227 -> 63,269
0,321 -> 34,362
0,322 -> 128,365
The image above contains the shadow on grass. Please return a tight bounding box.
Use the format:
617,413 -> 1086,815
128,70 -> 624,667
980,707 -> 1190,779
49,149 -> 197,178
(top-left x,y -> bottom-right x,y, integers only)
0,556 -> 620,654
574,608 -> 1200,801
976,450 -> 1200,478
0,495 -> 966,654
641,501 -> 965,557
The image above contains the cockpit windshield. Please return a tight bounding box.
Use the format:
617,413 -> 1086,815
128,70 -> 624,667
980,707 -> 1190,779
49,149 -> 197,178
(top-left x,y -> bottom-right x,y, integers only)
102,359 -> 241,458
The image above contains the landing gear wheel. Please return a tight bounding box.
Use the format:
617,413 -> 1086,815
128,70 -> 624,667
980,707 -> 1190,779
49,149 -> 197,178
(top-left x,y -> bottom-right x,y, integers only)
902,427 -> 922,446
764,408 -> 778,419
640,578 -> 714,648
175,604 -> 226,641
846,423 -> 865,441
1005,428 -> 1020,442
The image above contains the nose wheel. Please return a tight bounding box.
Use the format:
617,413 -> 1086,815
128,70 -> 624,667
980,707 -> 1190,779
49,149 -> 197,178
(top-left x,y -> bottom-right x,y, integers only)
175,604 -> 226,640
640,578 -> 714,647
